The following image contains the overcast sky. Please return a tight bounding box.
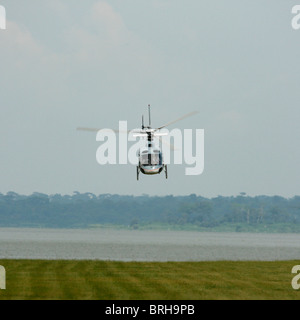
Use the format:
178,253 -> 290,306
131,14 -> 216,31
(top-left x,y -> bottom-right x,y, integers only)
0,0 -> 300,198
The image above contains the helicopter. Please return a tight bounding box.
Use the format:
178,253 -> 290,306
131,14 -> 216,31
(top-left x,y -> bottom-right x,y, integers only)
77,105 -> 198,180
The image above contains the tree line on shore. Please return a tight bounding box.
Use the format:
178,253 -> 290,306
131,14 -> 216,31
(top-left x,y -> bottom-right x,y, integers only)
0,191 -> 300,231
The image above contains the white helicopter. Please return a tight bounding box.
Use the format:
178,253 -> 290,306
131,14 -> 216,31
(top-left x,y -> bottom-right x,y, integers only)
77,105 -> 197,180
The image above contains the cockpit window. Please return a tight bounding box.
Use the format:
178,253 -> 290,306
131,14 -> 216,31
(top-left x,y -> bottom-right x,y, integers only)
141,153 -> 162,166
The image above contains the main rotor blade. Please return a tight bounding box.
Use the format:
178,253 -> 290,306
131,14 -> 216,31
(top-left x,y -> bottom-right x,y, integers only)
77,127 -> 139,134
156,111 -> 198,131
158,136 -> 177,151
77,127 -> 102,132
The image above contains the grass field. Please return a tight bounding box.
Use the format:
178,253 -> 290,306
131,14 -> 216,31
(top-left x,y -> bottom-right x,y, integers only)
0,259 -> 299,300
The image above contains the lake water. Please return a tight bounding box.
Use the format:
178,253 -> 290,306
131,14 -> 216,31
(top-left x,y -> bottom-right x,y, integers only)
0,228 -> 300,261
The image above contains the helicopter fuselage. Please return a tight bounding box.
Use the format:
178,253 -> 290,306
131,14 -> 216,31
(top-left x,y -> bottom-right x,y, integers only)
138,144 -> 164,175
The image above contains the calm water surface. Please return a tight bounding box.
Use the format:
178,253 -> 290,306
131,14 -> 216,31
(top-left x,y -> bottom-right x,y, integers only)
0,228 -> 299,261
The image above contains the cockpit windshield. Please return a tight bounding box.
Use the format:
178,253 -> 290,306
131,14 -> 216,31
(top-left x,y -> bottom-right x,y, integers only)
140,153 -> 162,166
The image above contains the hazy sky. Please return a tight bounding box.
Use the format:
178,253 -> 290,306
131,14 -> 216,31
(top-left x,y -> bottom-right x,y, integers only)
1,0 -> 300,198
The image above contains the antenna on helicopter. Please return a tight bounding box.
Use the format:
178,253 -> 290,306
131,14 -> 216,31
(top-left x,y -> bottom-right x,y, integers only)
148,104 -> 151,128
142,115 -> 144,129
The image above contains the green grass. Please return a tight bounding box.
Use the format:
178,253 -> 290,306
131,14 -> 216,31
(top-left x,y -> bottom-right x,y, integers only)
0,259 -> 299,300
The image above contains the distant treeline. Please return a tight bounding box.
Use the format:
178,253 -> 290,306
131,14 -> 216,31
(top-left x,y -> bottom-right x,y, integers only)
0,192 -> 300,232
